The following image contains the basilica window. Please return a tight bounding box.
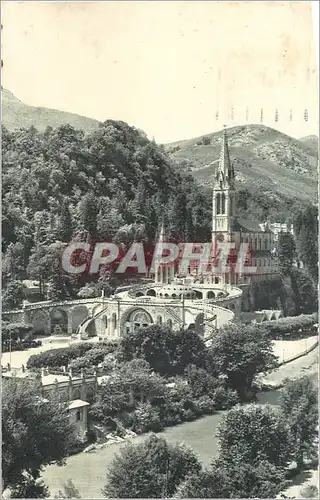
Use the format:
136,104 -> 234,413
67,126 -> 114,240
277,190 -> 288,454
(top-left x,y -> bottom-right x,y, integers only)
216,193 -> 221,214
221,193 -> 226,214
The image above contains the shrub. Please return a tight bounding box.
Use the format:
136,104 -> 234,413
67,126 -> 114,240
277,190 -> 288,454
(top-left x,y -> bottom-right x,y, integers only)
260,313 -> 318,339
300,485 -> 319,498
131,403 -> 163,433
194,395 -> 217,415
213,386 -> 240,410
26,342 -> 94,369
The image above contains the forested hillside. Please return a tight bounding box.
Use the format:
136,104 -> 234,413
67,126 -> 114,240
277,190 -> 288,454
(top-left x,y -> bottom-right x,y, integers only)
1,121 -> 212,306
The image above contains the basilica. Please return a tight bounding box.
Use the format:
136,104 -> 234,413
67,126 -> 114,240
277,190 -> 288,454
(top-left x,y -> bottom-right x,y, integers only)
153,127 -> 279,287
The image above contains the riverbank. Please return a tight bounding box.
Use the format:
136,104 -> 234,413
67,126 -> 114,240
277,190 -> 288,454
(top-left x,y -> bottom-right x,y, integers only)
42,349 -> 318,498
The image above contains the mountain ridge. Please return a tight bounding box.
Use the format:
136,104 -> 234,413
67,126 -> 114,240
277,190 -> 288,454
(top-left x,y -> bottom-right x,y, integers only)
165,124 -> 318,203
2,89 -> 318,204
1,88 -> 100,132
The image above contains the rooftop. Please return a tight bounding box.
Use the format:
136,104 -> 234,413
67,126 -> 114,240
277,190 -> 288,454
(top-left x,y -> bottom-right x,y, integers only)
68,399 -> 90,410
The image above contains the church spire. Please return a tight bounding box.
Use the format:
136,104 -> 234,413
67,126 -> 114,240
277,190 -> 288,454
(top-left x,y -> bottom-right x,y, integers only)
218,125 -> 234,183
158,220 -> 165,243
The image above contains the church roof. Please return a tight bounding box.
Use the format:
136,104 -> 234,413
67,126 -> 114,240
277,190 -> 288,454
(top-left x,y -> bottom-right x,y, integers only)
233,218 -> 271,233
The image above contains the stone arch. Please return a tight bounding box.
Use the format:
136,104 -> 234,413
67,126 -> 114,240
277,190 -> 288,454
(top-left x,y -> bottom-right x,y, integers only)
172,293 -> 177,298
73,388 -> 81,400
71,305 -> 89,332
31,310 -> 49,335
147,289 -> 156,296
86,386 -> 95,403
217,292 -> 224,297
50,308 -> 68,335
136,291 -> 144,297
120,307 -> 153,335
207,291 -> 215,299
195,290 -> 203,299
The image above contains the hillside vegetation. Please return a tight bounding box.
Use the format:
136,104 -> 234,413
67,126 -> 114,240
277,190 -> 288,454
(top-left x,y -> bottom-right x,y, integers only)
165,125 -> 318,203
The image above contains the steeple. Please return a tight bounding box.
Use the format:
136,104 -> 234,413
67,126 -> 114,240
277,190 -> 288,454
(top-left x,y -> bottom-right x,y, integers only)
212,126 -> 236,239
158,221 -> 165,243
215,125 -> 234,187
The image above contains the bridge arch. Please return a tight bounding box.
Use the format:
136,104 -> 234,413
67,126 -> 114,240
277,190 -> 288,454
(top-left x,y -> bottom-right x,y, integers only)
50,308 -> 68,335
147,289 -> 156,296
120,307 -> 153,336
207,291 -> 216,299
31,310 -> 49,335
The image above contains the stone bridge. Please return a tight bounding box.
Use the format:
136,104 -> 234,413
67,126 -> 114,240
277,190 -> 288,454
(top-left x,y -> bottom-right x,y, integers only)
3,283 -> 242,340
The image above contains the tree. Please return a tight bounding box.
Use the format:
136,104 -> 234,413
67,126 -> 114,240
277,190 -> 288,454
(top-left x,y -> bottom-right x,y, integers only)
294,205 -> 318,283
119,325 -> 207,376
289,268 -> 318,315
77,193 -> 98,238
102,434 -> 201,498
300,485 -> 319,498
175,459 -> 288,499
278,232 -> 296,276
279,377 -> 318,468
2,378 -> 77,495
217,404 -> 293,468
208,323 -> 278,398
2,280 -> 25,310
56,199 -> 73,242
90,359 -> 166,422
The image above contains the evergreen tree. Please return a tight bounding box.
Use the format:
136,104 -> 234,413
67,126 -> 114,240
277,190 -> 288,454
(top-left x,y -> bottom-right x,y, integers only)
77,193 -> 98,239
56,199 -> 73,242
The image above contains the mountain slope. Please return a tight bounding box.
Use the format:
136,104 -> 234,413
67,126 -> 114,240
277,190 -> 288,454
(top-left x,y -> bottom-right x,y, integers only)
1,88 -> 100,132
165,125 -> 318,203
299,135 -> 319,156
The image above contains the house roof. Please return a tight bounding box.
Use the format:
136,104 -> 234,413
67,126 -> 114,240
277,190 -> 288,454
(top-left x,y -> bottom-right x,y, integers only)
68,399 -> 90,410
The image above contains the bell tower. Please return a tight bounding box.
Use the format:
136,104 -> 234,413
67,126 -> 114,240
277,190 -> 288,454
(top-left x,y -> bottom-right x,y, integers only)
212,126 -> 236,242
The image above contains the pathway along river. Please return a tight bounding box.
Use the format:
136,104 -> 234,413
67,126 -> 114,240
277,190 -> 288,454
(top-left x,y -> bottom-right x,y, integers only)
42,353 -> 318,498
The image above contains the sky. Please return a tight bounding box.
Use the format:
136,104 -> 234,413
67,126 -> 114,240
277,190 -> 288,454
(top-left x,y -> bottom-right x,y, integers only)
2,1 -> 319,143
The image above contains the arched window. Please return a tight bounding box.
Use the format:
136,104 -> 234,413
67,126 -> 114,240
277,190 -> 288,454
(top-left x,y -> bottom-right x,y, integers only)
104,316 -> 108,328
167,319 -> 173,329
157,316 -> 162,325
216,193 -> 221,214
264,239 -> 268,250
73,389 -> 81,400
221,193 -> 226,214
112,313 -> 117,330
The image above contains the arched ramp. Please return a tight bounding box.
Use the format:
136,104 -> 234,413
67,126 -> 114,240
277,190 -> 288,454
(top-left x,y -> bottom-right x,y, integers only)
71,306 -> 89,332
